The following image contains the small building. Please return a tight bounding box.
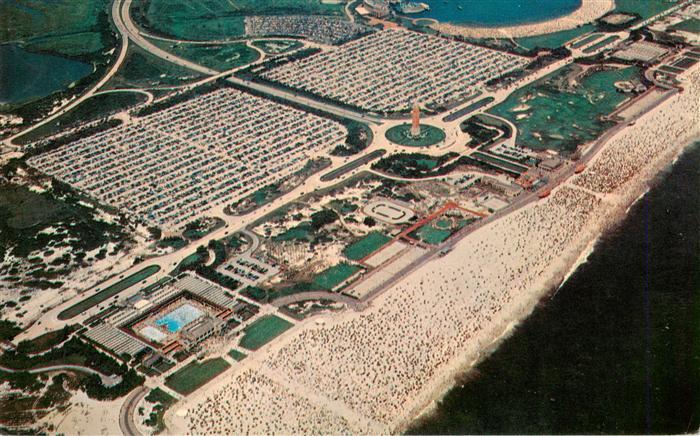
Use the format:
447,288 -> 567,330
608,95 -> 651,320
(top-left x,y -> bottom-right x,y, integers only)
180,317 -> 225,349
539,157 -> 563,172
480,176 -> 522,198
613,41 -> 669,64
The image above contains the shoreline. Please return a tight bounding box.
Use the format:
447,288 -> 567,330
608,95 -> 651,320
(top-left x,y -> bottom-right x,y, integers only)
162,62 -> 699,436
397,74 -> 700,432
431,0 -> 615,39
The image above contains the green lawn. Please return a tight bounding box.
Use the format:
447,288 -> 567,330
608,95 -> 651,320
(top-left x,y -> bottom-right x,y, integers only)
228,349 -> 247,361
582,35 -> 620,53
106,45 -> 202,89
313,263 -> 360,290
239,315 -> 293,351
58,265 -> 161,320
385,124 -> 446,147
343,232 -> 391,261
669,18 -> 700,34
570,33 -> 604,49
514,24 -> 595,50
1,0 -> 108,44
152,41 -> 260,71
165,358 -> 230,395
613,0 -> 677,19
415,224 -> 452,245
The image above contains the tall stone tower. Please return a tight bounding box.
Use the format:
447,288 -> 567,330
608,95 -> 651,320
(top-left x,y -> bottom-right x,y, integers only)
410,102 -> 421,137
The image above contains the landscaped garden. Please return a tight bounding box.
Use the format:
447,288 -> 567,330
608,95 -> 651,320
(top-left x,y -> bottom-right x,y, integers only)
385,123 -> 446,147
252,40 -> 304,55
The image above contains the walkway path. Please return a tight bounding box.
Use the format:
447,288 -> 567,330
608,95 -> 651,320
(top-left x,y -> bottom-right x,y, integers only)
119,386 -> 147,436
271,291 -> 363,311
0,364 -> 122,387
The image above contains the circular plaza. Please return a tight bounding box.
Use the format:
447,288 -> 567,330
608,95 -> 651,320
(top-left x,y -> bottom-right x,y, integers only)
385,123 -> 446,147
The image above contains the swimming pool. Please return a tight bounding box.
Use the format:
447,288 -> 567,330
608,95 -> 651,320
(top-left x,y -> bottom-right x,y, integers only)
156,303 -> 203,333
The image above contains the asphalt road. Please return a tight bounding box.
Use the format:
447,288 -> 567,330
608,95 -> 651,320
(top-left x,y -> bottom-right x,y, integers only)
116,0 -> 380,125
119,386 -> 148,436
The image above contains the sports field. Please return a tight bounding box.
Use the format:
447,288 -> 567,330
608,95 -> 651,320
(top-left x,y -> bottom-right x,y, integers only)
313,264 -> 361,290
165,358 -> 231,395
343,232 -> 392,261
668,18 -> 700,34
58,265 -> 161,320
415,224 -> 452,245
228,349 -> 248,361
239,315 -> 294,351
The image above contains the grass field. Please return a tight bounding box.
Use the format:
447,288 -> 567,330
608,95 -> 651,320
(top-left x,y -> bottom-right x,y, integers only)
14,92 -> 147,145
515,24 -> 595,50
613,0 -> 677,19
415,224 -> 452,245
58,265 -> 161,320
669,18 -> 700,34
134,0 -> 344,41
343,232 -> 391,261
152,41 -> 260,71
106,45 -> 202,89
313,263 -> 360,290
1,0 -> 109,52
228,349 -> 247,361
582,35 -> 620,53
165,358 -> 230,395
570,33 -> 604,49
239,315 -> 293,351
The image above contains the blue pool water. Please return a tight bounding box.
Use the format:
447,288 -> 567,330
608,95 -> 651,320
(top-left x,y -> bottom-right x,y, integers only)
156,303 -> 203,333
403,0 -> 582,27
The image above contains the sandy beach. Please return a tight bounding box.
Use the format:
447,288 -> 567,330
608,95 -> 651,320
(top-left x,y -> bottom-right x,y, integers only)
162,62 -> 699,435
432,0 -> 615,39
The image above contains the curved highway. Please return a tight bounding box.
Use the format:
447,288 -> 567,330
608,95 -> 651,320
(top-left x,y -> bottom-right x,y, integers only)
5,0 -> 131,149
115,0 -> 381,124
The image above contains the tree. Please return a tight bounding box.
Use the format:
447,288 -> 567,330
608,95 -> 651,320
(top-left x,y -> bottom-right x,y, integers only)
310,209 -> 339,231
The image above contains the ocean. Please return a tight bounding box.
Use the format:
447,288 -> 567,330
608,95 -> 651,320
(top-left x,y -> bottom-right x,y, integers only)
408,142 -> 700,434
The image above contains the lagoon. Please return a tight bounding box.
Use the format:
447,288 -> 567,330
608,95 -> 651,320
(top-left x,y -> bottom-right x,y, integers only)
0,43 -> 92,106
403,0 -> 581,27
